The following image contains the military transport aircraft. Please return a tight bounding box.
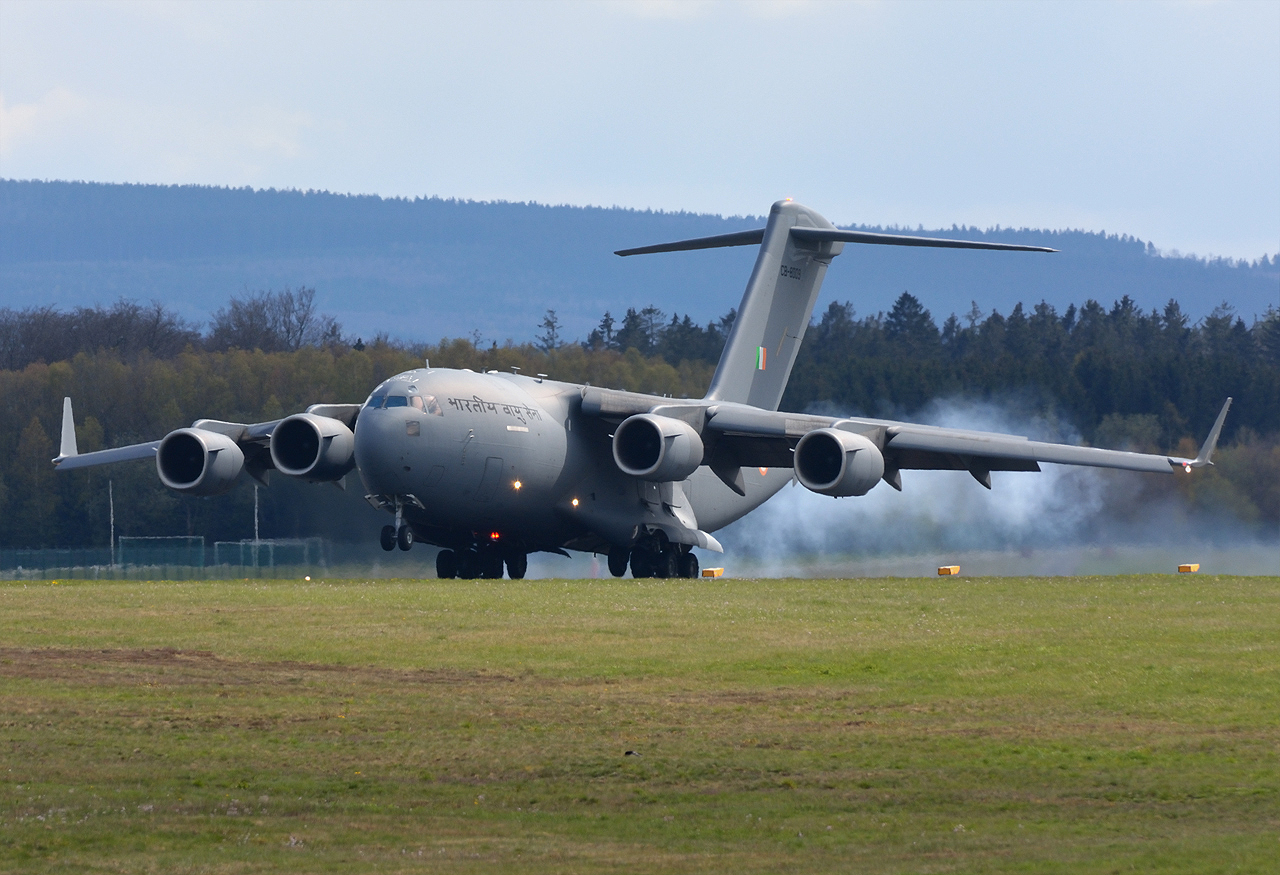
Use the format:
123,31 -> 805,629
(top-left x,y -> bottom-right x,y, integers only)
53,200 -> 1232,580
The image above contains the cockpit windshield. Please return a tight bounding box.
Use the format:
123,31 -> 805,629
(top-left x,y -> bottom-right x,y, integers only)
364,391 -> 442,415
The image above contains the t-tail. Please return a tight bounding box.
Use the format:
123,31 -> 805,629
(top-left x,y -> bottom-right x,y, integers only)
616,199 -> 1056,411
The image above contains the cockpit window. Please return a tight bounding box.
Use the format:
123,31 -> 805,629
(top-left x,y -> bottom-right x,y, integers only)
367,390 -> 436,413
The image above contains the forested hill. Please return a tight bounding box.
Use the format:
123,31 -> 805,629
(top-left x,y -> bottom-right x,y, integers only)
2,179 -> 1276,345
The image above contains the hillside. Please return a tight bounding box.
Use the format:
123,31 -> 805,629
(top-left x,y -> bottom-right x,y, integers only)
2,180 -> 1275,344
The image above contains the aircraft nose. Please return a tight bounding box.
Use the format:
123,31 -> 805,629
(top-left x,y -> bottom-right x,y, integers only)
354,409 -> 404,491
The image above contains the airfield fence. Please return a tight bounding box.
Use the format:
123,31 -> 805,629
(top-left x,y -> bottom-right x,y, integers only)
212,538 -> 326,569
1,536 -> 332,580
118,536 -> 206,568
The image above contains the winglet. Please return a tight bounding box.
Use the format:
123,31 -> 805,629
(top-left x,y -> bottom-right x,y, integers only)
1171,397 -> 1232,471
1190,397 -> 1232,468
57,397 -> 78,461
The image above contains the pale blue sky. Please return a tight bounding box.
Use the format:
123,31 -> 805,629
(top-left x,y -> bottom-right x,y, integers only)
2,0 -> 1277,260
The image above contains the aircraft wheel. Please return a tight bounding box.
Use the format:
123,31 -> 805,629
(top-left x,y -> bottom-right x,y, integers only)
678,551 -> 699,579
607,546 -> 629,578
657,547 -> 679,579
396,525 -> 414,551
505,552 -> 528,580
630,548 -> 653,579
436,549 -> 457,579
481,550 -> 504,579
379,525 -> 396,552
456,550 -> 480,580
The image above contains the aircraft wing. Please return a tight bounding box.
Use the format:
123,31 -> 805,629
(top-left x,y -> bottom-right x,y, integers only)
580,387 -> 1231,487
51,397 -> 364,477
703,398 -> 1233,485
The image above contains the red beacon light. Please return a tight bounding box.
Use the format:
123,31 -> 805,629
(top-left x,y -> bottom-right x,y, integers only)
489,531 -> 501,541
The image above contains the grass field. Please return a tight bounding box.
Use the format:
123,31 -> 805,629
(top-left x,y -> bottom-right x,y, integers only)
1,574 -> 1277,873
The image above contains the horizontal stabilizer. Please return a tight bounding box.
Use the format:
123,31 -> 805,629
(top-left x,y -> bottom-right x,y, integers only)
616,223 -> 1056,258
789,227 -> 1057,253
615,228 -> 765,257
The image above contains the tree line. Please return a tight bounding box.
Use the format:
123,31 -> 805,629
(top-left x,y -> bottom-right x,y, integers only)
0,288 -> 341,371
549,293 -> 1279,450
0,289 -> 1275,549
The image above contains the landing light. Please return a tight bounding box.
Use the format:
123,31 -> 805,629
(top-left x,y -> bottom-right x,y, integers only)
1183,463 -> 1192,473
512,480 -> 522,490
571,497 -> 579,507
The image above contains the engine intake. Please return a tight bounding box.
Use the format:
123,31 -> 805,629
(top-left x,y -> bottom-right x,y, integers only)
270,413 -> 356,481
156,428 -> 245,495
794,428 -> 884,497
612,414 -> 704,482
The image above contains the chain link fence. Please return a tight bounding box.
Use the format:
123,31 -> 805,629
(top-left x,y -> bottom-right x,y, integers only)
1,536 -> 330,580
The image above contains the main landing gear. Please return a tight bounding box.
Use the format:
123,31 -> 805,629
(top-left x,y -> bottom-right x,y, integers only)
608,533 -> 698,579
435,544 -> 527,580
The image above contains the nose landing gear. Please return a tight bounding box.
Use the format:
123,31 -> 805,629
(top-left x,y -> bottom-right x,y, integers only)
378,497 -> 416,552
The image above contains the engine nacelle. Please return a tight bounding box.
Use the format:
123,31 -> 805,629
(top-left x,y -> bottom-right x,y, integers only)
794,428 -> 885,497
270,413 -> 356,482
612,414 -> 704,482
156,428 -> 245,495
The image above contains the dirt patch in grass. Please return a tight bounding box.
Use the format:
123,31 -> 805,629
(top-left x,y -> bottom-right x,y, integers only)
0,646 -> 520,686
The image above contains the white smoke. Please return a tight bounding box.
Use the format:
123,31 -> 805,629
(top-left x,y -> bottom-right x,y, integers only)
715,397 -> 1278,576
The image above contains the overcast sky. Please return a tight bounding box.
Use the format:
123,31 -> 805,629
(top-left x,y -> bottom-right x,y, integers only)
2,0 -> 1277,260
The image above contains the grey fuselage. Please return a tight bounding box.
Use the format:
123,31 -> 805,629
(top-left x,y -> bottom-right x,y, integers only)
354,367 -> 789,554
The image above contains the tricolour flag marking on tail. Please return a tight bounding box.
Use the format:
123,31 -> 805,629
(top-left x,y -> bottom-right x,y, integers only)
755,346 -> 766,370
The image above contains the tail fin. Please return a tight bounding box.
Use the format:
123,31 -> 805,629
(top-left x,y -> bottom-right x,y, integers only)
704,200 -> 841,409
616,200 -> 1055,411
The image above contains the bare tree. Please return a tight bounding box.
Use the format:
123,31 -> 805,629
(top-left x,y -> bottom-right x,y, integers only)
0,300 -> 200,369
206,287 -> 342,352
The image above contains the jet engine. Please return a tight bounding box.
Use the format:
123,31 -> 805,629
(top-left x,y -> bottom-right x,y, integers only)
612,414 -> 704,482
794,428 -> 884,497
156,428 -> 245,495
270,413 -> 356,482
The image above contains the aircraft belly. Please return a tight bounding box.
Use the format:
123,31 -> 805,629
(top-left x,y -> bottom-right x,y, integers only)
687,465 -> 792,533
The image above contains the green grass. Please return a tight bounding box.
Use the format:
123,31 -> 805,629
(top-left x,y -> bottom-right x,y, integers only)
1,574 -> 1277,873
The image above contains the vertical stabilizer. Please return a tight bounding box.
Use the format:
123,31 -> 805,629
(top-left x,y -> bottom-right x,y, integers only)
704,200 -> 843,410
